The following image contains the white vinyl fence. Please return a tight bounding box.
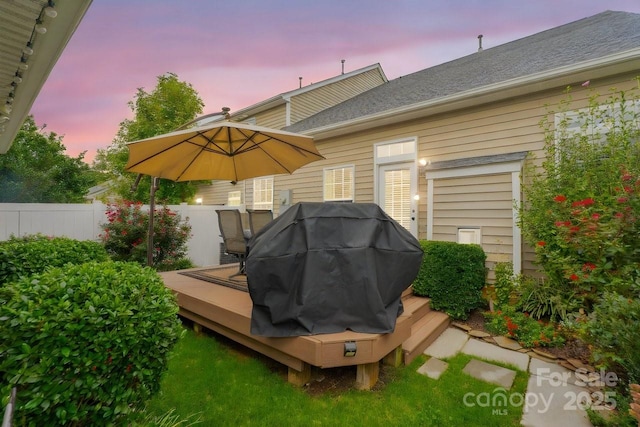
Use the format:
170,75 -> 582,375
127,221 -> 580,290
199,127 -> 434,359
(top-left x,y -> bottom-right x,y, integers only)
0,202 -> 239,268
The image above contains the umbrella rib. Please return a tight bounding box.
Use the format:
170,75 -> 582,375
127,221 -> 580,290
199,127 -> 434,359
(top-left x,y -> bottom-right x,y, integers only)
244,131 -> 324,173
175,128 -> 236,181
126,139 -> 187,170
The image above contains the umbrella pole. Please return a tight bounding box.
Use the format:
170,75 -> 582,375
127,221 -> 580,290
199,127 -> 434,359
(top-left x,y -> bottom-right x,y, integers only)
147,176 -> 159,267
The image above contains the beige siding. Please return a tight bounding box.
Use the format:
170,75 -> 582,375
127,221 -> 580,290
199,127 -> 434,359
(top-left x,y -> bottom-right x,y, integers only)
432,174 -> 515,274
289,69 -> 385,124
254,105 -> 286,129
197,72 -> 639,278
197,181 -> 244,206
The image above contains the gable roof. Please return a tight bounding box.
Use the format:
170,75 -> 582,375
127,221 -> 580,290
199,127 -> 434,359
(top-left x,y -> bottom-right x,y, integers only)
187,63 -> 387,127
288,10 -> 640,136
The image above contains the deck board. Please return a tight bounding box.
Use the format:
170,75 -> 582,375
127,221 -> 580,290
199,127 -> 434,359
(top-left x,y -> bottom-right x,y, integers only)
160,265 -> 444,387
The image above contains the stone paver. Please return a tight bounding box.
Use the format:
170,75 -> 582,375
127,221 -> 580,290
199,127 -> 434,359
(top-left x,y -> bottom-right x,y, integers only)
522,373 -> 592,426
418,327 -> 594,426
493,335 -> 522,351
461,338 -> 530,371
529,358 -> 586,388
463,359 -> 517,389
417,357 -> 449,380
423,327 -> 469,359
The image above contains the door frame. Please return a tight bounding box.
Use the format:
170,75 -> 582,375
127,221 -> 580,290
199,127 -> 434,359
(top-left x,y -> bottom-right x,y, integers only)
373,138 -> 419,237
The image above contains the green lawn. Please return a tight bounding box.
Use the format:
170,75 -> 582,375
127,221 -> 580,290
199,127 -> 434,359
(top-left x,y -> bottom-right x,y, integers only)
144,327 -> 528,426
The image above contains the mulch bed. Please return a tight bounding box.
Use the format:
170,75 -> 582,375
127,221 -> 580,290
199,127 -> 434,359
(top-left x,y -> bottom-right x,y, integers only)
458,308 -> 592,363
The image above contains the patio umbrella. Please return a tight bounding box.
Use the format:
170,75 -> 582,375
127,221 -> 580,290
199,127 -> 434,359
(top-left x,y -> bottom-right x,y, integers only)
124,119 -> 324,265
124,120 -> 324,182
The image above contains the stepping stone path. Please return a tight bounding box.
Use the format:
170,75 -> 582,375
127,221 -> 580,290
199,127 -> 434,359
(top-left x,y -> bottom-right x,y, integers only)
417,357 -> 449,380
462,358 -> 517,389
419,326 -> 596,427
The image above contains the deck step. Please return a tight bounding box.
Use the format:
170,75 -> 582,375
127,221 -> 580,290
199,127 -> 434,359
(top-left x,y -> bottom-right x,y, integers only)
402,310 -> 450,365
401,294 -> 432,325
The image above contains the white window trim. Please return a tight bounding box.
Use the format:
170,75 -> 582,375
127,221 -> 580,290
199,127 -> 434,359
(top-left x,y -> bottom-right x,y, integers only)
425,160 -> 523,274
323,164 -> 355,202
374,137 -> 417,165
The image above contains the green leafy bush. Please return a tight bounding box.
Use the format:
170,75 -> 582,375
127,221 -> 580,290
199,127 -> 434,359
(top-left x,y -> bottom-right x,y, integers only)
582,286 -> 640,384
0,261 -> 183,426
493,261 -> 516,308
413,240 -> 487,319
99,201 -> 193,271
0,234 -> 109,284
519,275 -> 580,321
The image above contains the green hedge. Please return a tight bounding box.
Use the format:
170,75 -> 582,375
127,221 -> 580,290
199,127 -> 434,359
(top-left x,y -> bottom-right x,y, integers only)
0,235 -> 109,284
413,240 -> 487,319
0,261 -> 183,426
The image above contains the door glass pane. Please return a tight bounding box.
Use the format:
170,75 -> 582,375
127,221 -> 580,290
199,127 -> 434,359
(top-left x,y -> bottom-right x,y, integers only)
383,169 -> 411,228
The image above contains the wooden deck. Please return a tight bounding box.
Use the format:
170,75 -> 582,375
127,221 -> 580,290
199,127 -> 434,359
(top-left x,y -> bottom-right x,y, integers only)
160,265 -> 450,389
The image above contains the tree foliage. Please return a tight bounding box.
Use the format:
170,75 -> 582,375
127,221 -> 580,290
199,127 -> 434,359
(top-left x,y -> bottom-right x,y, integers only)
0,116 -> 99,202
93,73 -> 205,204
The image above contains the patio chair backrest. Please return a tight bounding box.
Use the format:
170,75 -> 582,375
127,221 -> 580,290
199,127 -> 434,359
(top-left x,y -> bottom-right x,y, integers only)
248,209 -> 273,236
216,209 -> 246,256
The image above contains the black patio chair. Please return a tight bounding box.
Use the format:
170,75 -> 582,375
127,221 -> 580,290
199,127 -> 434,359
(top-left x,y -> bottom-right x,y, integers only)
216,209 -> 247,279
247,209 -> 273,236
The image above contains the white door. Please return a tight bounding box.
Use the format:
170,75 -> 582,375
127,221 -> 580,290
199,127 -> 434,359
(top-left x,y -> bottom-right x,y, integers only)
378,162 -> 418,237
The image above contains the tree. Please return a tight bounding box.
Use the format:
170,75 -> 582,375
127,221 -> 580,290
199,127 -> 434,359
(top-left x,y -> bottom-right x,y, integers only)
0,116 -> 99,202
94,73 -> 205,204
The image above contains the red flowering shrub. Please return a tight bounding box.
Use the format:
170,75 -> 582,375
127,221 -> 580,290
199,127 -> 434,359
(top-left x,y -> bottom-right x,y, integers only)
519,86 -> 640,312
99,201 -> 192,270
518,85 -> 640,385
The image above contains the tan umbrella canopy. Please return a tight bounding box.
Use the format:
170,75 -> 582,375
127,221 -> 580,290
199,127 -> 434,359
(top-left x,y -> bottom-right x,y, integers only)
125,120 -> 324,182
124,119 -> 324,266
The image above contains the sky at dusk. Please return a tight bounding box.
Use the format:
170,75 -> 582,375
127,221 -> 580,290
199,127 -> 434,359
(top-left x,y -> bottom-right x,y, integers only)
29,0 -> 640,163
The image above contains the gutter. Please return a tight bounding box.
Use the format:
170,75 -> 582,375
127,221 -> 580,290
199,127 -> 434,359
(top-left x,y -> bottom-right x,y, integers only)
304,47 -> 640,140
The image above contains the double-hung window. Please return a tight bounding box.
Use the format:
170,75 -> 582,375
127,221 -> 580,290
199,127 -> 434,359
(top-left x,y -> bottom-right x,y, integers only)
323,165 -> 354,202
253,177 -> 273,210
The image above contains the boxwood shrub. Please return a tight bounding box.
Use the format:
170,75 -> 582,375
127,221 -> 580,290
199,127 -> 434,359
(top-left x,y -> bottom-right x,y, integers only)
0,234 -> 109,284
413,240 -> 487,319
0,261 -> 183,426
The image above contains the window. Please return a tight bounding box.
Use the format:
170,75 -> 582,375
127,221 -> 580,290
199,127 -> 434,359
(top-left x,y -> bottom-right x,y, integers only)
555,100 -> 640,145
253,177 -> 273,210
227,191 -> 241,206
376,140 -> 415,159
323,165 -> 354,202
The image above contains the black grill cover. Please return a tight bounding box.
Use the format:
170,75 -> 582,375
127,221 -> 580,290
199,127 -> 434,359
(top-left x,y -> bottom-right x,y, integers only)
246,202 -> 423,337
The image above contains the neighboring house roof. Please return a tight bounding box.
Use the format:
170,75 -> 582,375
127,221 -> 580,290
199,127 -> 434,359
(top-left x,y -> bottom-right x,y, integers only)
288,10 -> 640,136
0,0 -> 93,154
187,63 -> 388,127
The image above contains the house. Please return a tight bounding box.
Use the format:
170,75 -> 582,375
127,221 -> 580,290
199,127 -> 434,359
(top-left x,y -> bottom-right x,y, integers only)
199,10 -> 640,278
0,1 -> 93,153
195,63 -> 387,205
